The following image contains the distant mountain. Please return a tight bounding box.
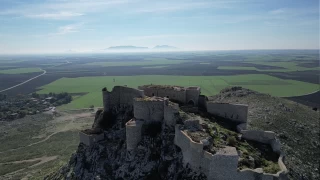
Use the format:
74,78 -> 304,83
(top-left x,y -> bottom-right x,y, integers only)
153,45 -> 178,49
107,46 -> 148,50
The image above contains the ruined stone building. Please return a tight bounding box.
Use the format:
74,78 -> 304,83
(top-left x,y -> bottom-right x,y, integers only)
102,86 -> 145,112
80,85 -> 288,180
138,85 -> 201,106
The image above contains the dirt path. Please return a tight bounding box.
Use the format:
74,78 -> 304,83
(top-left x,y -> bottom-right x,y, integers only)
0,69 -> 46,93
0,156 -> 58,179
0,131 -> 60,154
0,156 -> 57,166
0,112 -> 93,154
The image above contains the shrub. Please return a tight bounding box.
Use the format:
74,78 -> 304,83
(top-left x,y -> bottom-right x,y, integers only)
227,136 -> 237,146
263,160 -> 280,174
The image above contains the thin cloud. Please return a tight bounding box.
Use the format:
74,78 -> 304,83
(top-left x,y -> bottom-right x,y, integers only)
126,34 -> 221,40
0,0 -> 129,19
132,1 -> 240,13
269,8 -> 286,15
26,12 -> 84,19
49,23 -> 83,36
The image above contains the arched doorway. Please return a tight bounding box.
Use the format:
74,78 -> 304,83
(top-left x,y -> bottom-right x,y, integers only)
187,100 -> 195,107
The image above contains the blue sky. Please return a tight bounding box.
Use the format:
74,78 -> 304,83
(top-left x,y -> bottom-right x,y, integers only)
0,0 -> 319,54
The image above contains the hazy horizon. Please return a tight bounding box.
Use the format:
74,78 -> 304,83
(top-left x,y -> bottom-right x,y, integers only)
0,0 -> 319,54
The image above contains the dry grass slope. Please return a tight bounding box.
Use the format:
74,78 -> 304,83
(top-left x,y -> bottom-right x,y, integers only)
209,87 -> 320,180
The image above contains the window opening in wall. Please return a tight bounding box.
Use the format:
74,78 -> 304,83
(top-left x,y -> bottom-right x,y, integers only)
187,100 -> 195,107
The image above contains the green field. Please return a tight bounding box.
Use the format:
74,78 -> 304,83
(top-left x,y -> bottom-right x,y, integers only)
218,62 -> 320,72
37,74 -> 319,109
142,66 -> 168,69
218,66 -> 258,71
0,60 -> 24,64
0,68 -> 42,74
246,61 -> 320,72
85,58 -> 187,67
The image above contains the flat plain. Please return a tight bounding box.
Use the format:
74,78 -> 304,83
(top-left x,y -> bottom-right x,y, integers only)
0,68 -> 42,74
1,50 -> 319,109
36,74 -> 318,109
0,50 -> 319,179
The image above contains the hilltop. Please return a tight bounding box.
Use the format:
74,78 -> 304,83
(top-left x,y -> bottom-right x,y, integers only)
153,45 -> 178,50
107,46 -> 149,50
46,85 -> 317,180
209,87 -> 319,179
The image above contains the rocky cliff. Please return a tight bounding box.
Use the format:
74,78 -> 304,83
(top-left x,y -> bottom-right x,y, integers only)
45,105 -> 205,180
46,87 -> 319,180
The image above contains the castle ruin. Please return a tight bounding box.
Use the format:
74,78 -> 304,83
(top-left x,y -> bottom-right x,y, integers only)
138,85 -> 200,106
79,85 -> 288,180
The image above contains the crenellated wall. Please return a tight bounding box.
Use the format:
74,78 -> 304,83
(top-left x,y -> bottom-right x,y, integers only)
207,102 -> 248,123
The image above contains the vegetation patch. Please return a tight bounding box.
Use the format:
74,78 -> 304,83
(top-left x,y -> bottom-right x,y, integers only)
204,120 -> 280,174
85,58 -> 187,67
0,68 -> 42,74
218,66 -> 258,71
141,66 -> 168,69
36,74 -> 318,109
245,61 -> 320,72
0,160 -> 41,176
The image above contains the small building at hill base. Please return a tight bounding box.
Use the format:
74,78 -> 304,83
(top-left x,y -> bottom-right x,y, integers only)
79,128 -> 104,146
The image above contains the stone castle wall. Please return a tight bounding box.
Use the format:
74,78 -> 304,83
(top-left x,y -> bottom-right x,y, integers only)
133,98 -> 165,123
126,119 -> 144,150
164,101 -> 180,126
174,123 -> 288,180
138,86 -> 187,104
79,131 -> 104,146
156,88 -> 187,104
102,86 -> 144,111
198,95 -> 208,110
207,102 -> 248,123
174,124 -> 239,179
241,130 -> 276,144
99,85 -> 288,180
102,88 -> 109,110
186,87 -> 201,106
208,147 -> 239,180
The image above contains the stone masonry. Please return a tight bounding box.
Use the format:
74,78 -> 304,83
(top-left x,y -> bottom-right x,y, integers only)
102,86 -> 145,112
138,85 -> 201,106
206,102 -> 248,123
125,119 -> 144,151
133,97 -> 166,123
79,85 -> 288,180
79,129 -> 104,146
